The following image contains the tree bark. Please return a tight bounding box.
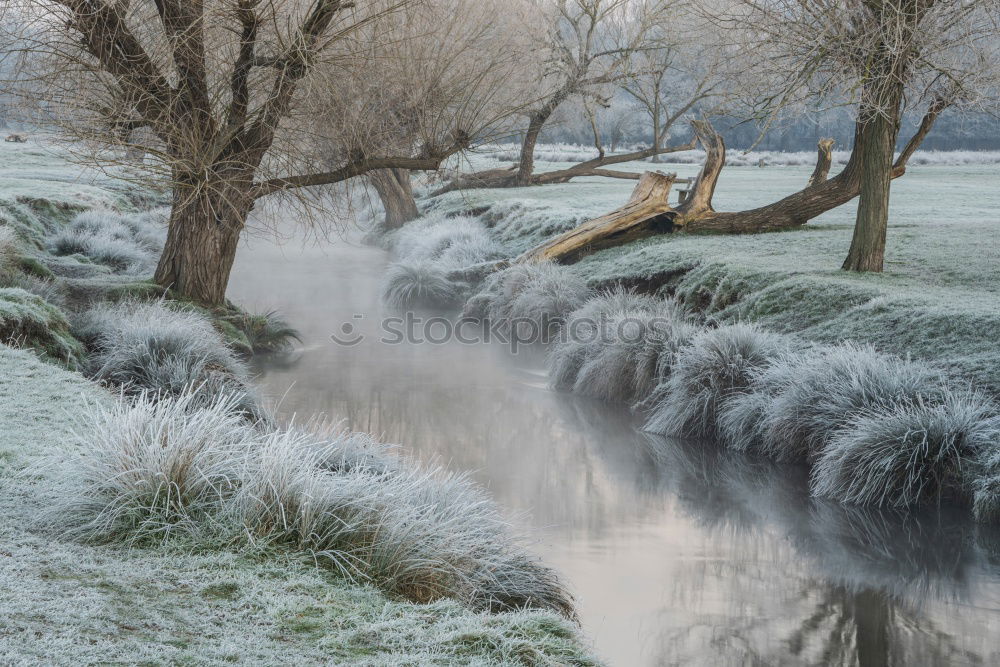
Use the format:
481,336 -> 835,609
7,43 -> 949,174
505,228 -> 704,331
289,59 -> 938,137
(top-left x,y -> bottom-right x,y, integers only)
842,81 -> 905,272
516,113 -> 547,187
370,168 -> 419,230
807,138 -> 835,186
517,172 -> 677,264
154,172 -> 253,305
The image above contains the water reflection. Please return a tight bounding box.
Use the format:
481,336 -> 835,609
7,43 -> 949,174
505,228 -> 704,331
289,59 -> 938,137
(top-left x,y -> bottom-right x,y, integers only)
228,233 -> 1000,666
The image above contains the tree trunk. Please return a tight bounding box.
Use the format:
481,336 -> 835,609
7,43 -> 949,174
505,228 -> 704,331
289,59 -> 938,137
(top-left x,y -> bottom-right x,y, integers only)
651,92 -> 661,164
807,138 -> 835,186
154,174 -> 252,305
511,105 -> 930,266
516,113 -> 547,186
370,168 -> 418,230
516,172 -> 677,264
842,86 -> 904,273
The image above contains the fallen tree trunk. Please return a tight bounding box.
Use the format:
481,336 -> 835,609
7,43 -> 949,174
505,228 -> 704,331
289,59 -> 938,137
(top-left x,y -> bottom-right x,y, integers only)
516,171 -> 677,264
515,99 -> 943,265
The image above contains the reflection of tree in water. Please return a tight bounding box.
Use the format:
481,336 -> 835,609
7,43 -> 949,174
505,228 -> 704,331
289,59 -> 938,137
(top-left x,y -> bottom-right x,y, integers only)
645,437 -> 1000,666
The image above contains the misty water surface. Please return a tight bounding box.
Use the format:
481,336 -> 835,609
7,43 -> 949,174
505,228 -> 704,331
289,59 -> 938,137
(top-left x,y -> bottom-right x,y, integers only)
229,230 -> 1000,666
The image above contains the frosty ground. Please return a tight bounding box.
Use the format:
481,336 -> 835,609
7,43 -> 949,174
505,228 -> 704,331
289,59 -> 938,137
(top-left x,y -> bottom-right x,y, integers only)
0,141 -> 597,666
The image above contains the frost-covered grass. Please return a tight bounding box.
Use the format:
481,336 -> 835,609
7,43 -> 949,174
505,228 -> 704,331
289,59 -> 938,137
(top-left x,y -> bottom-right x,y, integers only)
470,142 -> 1000,167
74,300 -> 263,418
466,262 -> 593,334
379,213 -> 502,310
719,344 -> 948,462
547,289 -> 695,403
0,225 -> 17,280
0,345 -> 597,665
382,260 -> 465,310
0,286 -> 84,365
50,388 -> 576,614
52,390 -> 574,617
472,142 -> 643,164
643,323 -> 792,438
542,293 -> 1000,517
812,391 -> 1000,509
49,208 -> 167,275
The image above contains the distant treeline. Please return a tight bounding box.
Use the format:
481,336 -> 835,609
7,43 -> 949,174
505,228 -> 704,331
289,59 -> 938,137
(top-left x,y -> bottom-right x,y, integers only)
543,106 -> 1000,153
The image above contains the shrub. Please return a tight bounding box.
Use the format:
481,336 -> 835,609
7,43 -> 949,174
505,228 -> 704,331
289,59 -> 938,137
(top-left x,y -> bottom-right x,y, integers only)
75,300 -> 263,418
811,391 -> 1000,509
225,309 -> 301,354
49,390 -> 253,545
0,287 -> 83,365
643,324 -> 792,438
50,391 -> 576,618
381,260 -> 463,310
548,288 -> 675,391
572,301 -> 694,403
721,344 -> 946,462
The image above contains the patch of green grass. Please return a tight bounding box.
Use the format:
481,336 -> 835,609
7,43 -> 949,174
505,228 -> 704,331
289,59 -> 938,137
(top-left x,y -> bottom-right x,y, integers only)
17,255 -> 55,280
200,582 -> 241,601
0,287 -> 83,367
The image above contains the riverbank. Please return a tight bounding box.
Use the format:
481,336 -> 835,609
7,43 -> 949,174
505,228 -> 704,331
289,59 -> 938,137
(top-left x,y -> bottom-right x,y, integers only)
414,158 -> 1000,393
0,140 -> 598,665
0,347 -> 594,664
378,152 -> 1000,524
230,211 -> 1000,665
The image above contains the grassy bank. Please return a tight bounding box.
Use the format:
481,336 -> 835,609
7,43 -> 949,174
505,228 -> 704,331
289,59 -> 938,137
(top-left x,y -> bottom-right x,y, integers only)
378,149 -> 1000,523
0,347 -> 594,665
408,157 -> 1000,393
0,140 -> 597,665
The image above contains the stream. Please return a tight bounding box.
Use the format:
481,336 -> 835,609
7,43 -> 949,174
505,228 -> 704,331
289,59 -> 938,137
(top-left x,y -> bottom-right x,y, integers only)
228,231 -> 1000,666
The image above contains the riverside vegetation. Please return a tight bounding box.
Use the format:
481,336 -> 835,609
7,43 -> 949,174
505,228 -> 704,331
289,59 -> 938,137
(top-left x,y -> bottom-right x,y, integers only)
0,141 -> 596,665
379,148 -> 1000,525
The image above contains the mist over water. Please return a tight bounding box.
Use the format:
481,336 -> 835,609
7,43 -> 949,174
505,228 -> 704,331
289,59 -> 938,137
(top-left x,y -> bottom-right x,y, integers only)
229,230 -> 1000,666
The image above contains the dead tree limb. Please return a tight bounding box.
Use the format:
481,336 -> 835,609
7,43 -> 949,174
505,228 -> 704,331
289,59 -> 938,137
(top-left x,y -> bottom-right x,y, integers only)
516,171 -> 677,264
430,138 -> 697,195
808,138 -> 835,186
514,98 -> 945,265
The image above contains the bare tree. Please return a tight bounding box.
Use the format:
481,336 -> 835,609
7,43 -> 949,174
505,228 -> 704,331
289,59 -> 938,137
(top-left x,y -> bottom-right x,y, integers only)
303,0 -> 524,231
436,0 -> 709,193
717,0 -> 1000,272
1,1 -> 519,304
514,0 -> 1000,272
619,23 -> 723,163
